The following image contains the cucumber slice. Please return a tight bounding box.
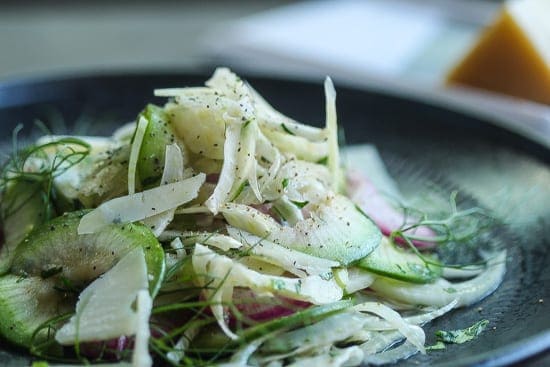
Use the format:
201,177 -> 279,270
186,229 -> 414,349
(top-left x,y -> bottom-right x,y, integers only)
0,179 -> 48,274
269,195 -> 381,265
11,211 -> 165,295
74,144 -> 130,208
0,274 -> 73,348
137,104 -> 181,187
223,195 -> 381,265
357,237 -> 441,284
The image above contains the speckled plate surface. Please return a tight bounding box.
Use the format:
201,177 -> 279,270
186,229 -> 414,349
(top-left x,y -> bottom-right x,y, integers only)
0,71 -> 548,367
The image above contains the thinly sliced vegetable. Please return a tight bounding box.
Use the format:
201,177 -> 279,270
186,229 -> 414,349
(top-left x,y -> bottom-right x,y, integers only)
137,104 -> 182,188
348,169 -> 436,247
370,251 -> 506,307
261,312 -> 368,354
55,248 -> 149,344
128,116 -> 149,195
285,346 -> 364,367
222,195 -> 381,265
357,237 -> 441,284
132,290 -> 153,367
0,179 -> 46,274
227,226 -> 340,276
11,211 -> 165,295
261,128 -> 328,163
78,173 -> 205,234
204,123 -> 241,214
0,275 -> 71,347
192,244 -> 343,339
354,302 -> 426,354
142,144 -> 185,236
324,77 -> 341,192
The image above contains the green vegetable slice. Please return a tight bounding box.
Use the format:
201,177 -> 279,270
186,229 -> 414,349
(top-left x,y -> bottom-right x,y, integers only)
357,237 -> 441,283
11,211 -> 165,295
137,104 -> 180,187
0,179 -> 47,274
0,211 -> 165,348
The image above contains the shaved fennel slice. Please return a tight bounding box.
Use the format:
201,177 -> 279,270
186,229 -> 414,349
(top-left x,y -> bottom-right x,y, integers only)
192,244 -> 343,339
205,123 -> 241,214
78,173 -> 205,234
55,248 -> 148,344
205,67 -> 255,116
234,130 -> 282,204
286,346 -> 363,367
442,265 -> 484,279
262,128 -> 328,163
356,330 -> 403,356
154,86 -> 211,97
132,290 -> 153,367
370,251 -> 506,307
161,87 -> 253,126
227,226 -> 339,276
128,116 -> 149,195
347,300 -> 458,333
192,245 -> 343,304
229,120 -> 260,202
272,196 -> 304,226
225,335 -> 269,366
164,231 -> 243,252
262,312 -> 368,354
363,341 -> 419,366
143,144 -> 184,236
263,159 -> 332,203
324,77 -> 340,191
353,302 -> 426,354
338,268 -> 376,294
221,202 -> 277,237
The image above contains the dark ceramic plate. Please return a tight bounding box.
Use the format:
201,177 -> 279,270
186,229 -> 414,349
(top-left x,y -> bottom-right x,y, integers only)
0,71 -> 549,367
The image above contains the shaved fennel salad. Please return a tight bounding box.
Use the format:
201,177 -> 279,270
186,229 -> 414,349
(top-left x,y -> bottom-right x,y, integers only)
0,68 -> 506,367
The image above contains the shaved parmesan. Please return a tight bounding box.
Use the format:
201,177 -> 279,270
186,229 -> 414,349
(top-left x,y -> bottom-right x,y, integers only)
55,248 -> 149,344
78,173 -> 205,234
132,290 -> 153,367
143,144 -> 185,236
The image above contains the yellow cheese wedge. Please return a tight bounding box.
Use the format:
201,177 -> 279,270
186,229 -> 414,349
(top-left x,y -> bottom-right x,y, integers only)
446,0 -> 550,105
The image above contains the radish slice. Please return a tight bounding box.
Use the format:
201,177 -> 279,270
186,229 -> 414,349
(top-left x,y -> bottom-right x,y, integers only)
232,288 -> 310,324
347,169 -> 436,247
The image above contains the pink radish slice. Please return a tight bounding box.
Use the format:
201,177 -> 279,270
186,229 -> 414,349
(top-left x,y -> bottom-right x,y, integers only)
78,335 -> 133,361
347,170 -> 436,248
231,288 -> 310,325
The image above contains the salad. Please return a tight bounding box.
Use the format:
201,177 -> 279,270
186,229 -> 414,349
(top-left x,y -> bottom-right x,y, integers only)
0,68 -> 506,367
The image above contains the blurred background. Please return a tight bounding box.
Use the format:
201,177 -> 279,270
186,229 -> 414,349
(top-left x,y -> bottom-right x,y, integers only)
0,0 -> 496,81
1,0 -> 548,146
